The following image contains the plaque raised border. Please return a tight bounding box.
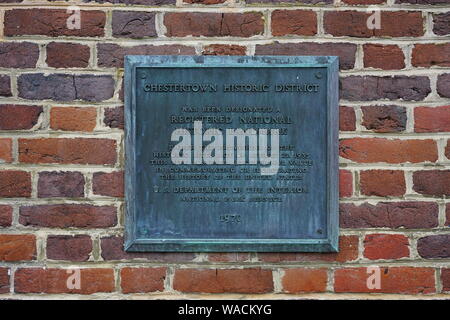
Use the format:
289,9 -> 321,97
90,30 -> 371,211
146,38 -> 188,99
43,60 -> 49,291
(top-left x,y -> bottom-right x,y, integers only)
124,55 -> 339,252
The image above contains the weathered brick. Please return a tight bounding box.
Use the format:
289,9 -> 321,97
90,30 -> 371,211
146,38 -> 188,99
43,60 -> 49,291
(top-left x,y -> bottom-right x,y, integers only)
342,0 -> 384,3
4,9 -> 105,37
92,171 -> 124,197
340,138 -> 437,163
413,170 -> 450,197
339,106 -> 356,131
282,268 -> 327,293
46,42 -> 90,68
120,267 -> 166,293
19,138 -> 117,165
447,204 -> 450,227
112,11 -> 156,38
38,171 -> 85,198
83,0 -> 175,3
164,12 -> 264,37
104,107 -> 124,129
0,234 -> 36,261
417,235 -> 450,259
50,107 -> 97,132
203,44 -> 246,56
412,44 -> 450,67
0,268 -> 9,294
0,105 -> 43,130
271,10 -> 317,36
414,106 -> 450,132
0,42 -> 39,68
442,268 -> 450,292
340,202 -> 439,229
18,74 -> 115,102
19,204 -> 117,228
0,205 -> 12,227
446,140 -> 450,161
396,0 -> 450,4
258,235 -> 358,263
363,44 -> 405,70
0,75 -> 11,97
246,0 -> 332,3
173,268 -> 273,293
46,235 -> 92,261
437,74 -> 450,98
0,139 -> 12,163
360,170 -> 406,197
364,234 -> 410,260
0,171 -> 31,198
361,105 -> 406,133
14,268 -> 114,294
101,236 -> 196,262
207,253 -> 251,262
324,11 -> 424,37
339,170 -> 353,198
97,43 -> 195,68
255,42 -> 356,70
433,12 -> 450,36
340,76 -> 431,101
184,0 -> 226,3
334,267 -> 435,294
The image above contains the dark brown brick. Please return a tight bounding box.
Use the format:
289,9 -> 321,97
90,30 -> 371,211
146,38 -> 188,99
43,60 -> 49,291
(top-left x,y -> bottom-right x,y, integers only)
437,74 -> 450,98
37,171 -> 85,198
46,42 -> 90,68
256,42 -> 356,70
92,171 -> 124,197
361,105 -> 406,132
271,10 -> 317,36
340,106 -> 356,131
104,107 -> 124,129
112,11 -> 156,38
19,204 -> 117,228
0,42 -> 39,68
433,12 -> 450,36
0,268 -> 9,293
0,105 -> 43,130
202,44 -> 246,56
0,76 -> 11,97
360,170 -> 406,197
46,235 -> 92,261
340,202 -> 439,229
417,235 -> 450,259
413,170 -> 450,197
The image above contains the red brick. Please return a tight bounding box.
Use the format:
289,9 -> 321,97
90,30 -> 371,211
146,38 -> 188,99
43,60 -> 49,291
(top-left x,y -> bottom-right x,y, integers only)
271,10 -> 317,36
5,9 -> 105,37
339,106 -> 356,131
0,268 -> 9,293
0,105 -> 42,130
50,107 -> 97,132
0,234 -> 36,261
38,171 -> 85,198
164,12 -> 264,37
0,171 -> 31,198
282,268 -> 327,293
258,235 -> 358,263
324,11 -> 424,37
46,42 -> 90,68
360,170 -> 406,197
101,236 -> 196,262
363,44 -> 405,70
0,139 -> 12,163
46,235 -> 92,261
442,268 -> 450,292
342,0 -> 385,3
19,138 -> 116,165
14,268 -> 114,294
364,234 -> 409,260
340,138 -> 437,163
340,202 -> 439,229
173,268 -> 273,293
184,0 -> 226,3
361,105 -> 406,133
414,105 -> 450,132
413,170 -> 450,197
334,267 -> 435,294
417,235 -> 450,259
19,204 -> 117,228
339,170 -> 353,198
207,253 -> 251,262
0,205 -> 12,227
92,171 -> 124,197
0,42 -> 39,68
412,44 -> 450,67
120,267 -> 166,293
203,44 -> 246,56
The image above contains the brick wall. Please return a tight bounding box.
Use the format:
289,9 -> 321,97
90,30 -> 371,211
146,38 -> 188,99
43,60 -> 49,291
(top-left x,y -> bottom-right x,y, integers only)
0,0 -> 449,299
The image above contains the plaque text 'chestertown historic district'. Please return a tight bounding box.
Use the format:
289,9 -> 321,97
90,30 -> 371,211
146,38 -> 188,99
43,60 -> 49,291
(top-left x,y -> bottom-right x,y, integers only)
125,56 -> 339,252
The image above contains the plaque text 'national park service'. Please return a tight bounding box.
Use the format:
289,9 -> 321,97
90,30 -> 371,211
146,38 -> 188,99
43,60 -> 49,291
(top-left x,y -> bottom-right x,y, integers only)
124,56 -> 339,252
